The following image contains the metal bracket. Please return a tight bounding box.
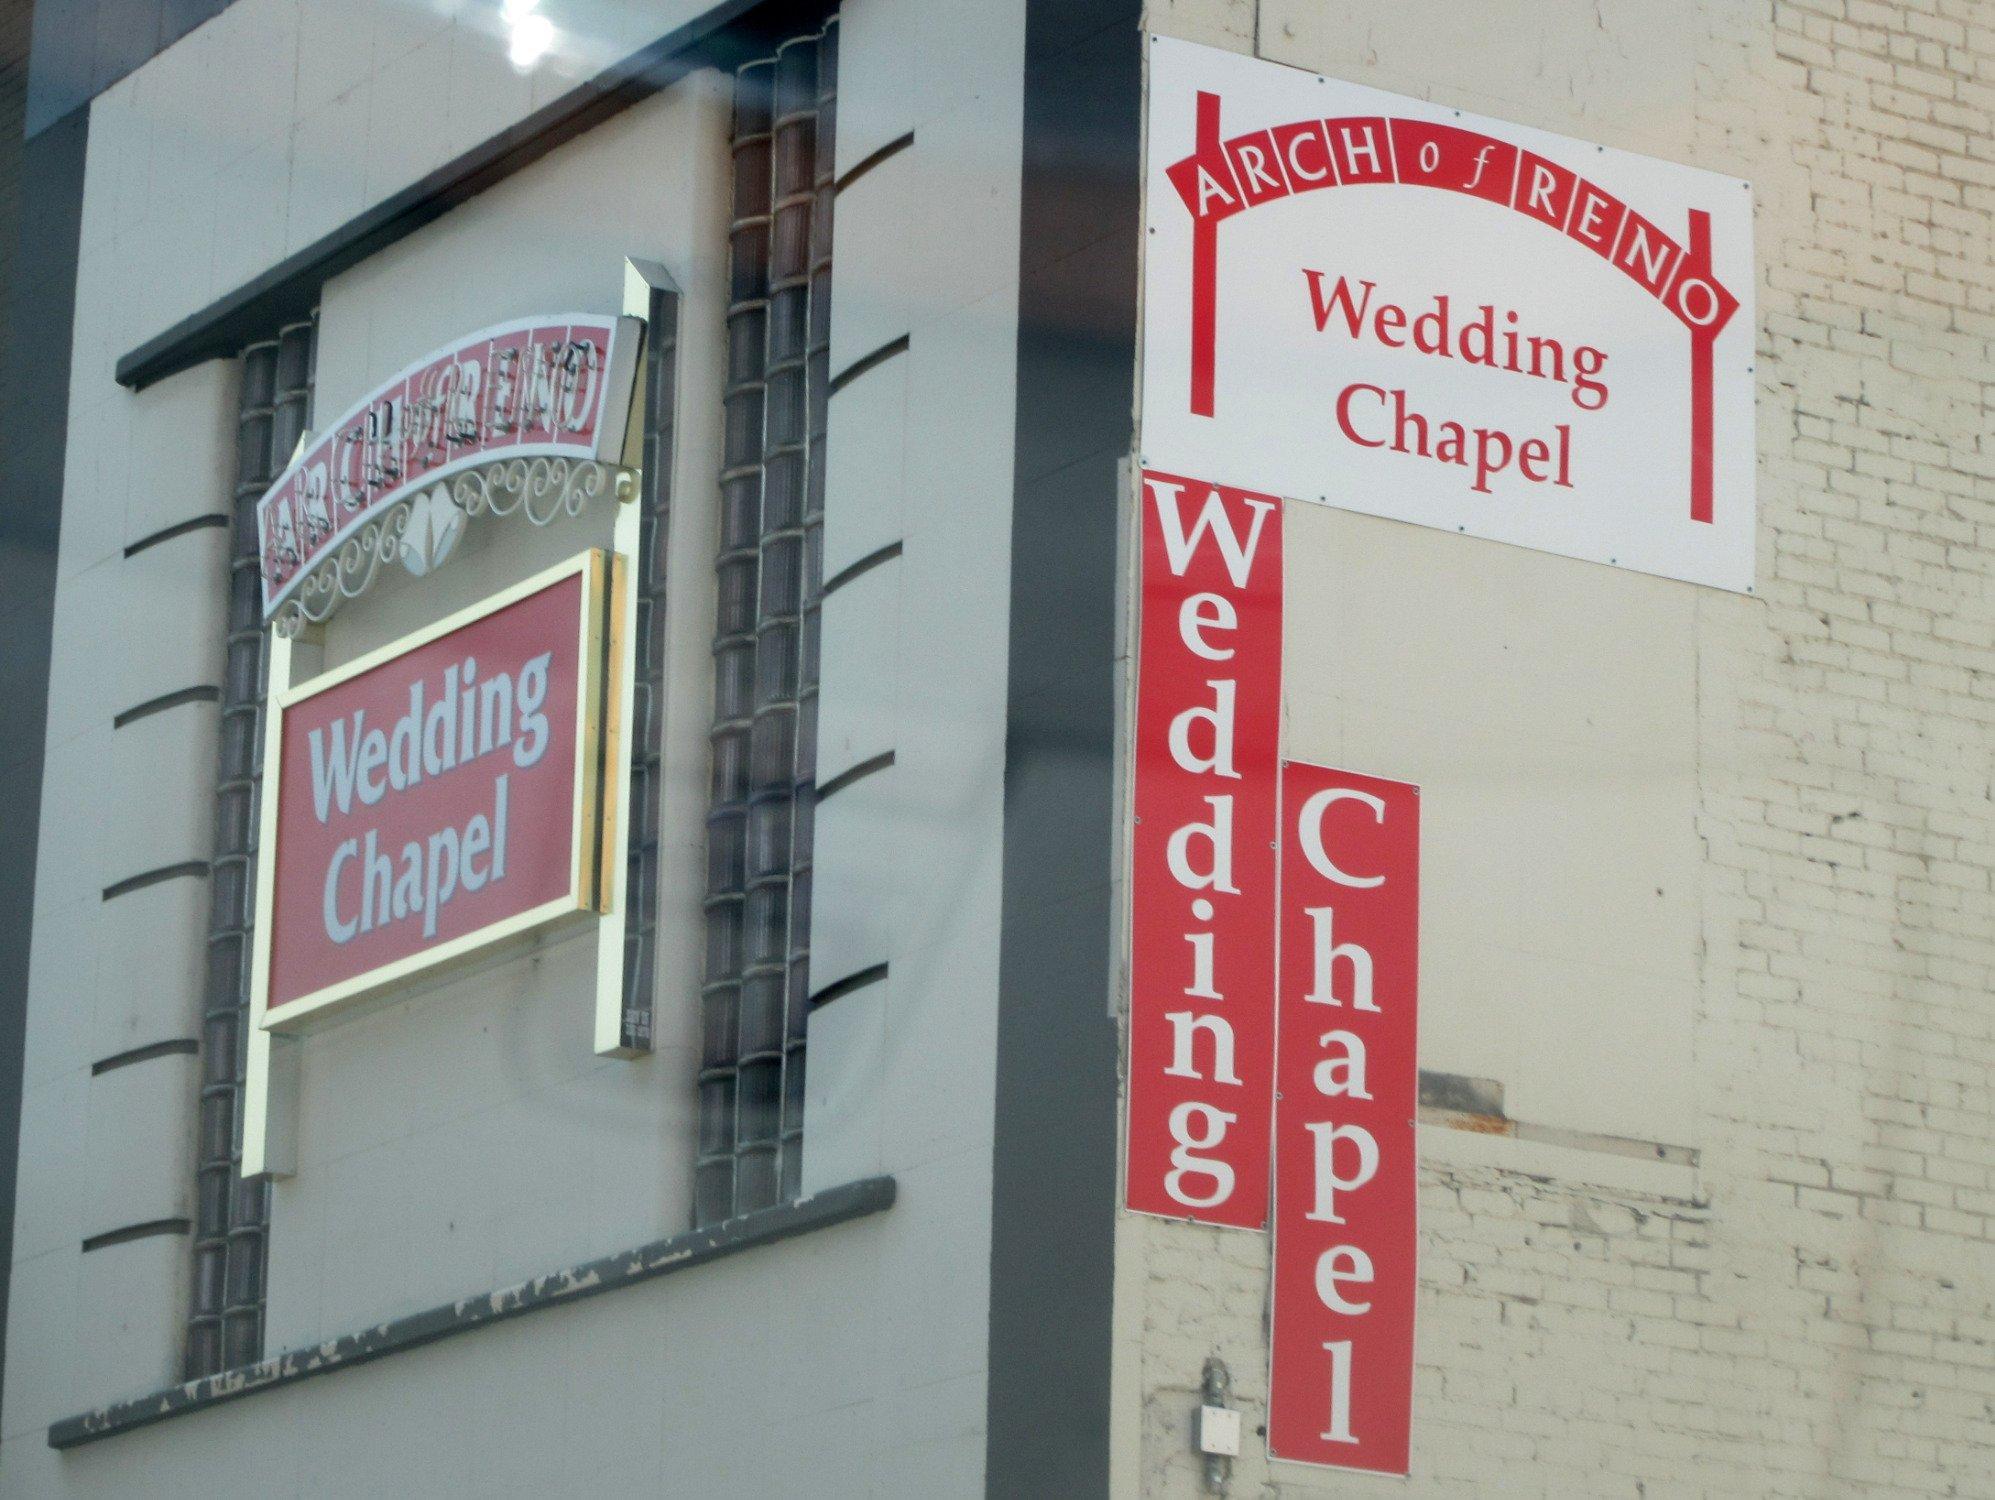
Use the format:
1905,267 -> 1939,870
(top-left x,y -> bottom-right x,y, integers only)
1197,1356 -> 1238,1494
590,256 -> 685,1057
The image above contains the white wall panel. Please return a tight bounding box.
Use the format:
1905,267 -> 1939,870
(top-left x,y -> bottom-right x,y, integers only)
815,552 -> 900,787
55,403 -> 129,581
793,33 -> 1028,1498
0,1251 -> 78,1446
8,1072 -> 87,1266
808,765 -> 903,995
79,1053 -> 199,1236
19,899 -> 93,1092
833,0 -> 1027,177
109,529 -> 228,715
104,706 -> 220,885
124,360 -> 235,546
870,1369 -> 986,1500
825,104 -> 1027,386
890,302 -> 1015,951
31,726 -> 111,914
442,32 -> 537,177
820,143 -> 915,380
295,0 -> 375,119
798,974 -> 888,1187
361,31 -> 454,207
40,560 -> 119,745
820,350 -> 906,581
208,145 -> 289,301
91,877 -> 207,1061
284,87 -> 371,258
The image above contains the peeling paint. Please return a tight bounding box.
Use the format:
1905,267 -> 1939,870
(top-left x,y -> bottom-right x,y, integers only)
48,1176 -> 895,1449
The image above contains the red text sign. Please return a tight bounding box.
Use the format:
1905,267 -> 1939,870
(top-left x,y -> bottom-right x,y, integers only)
1145,38 -> 1756,594
266,559 -> 606,1018
1270,761 -> 1419,1473
1127,470 -> 1282,1229
257,316 -> 639,620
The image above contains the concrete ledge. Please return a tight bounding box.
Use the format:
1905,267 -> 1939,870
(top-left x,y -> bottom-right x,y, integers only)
48,1176 -> 896,1449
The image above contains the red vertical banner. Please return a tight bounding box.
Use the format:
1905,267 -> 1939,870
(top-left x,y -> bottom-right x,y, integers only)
1270,762 -> 1419,1472
1127,470 -> 1282,1230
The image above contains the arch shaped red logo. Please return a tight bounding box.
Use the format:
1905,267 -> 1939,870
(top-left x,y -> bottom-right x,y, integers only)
1143,36 -> 1757,593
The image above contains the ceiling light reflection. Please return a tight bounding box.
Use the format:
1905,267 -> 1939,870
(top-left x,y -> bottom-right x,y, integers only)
508,10 -> 556,70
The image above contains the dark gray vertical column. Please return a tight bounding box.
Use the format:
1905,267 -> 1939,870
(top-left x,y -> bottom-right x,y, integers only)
986,0 -> 1140,1494
0,102 -> 87,1416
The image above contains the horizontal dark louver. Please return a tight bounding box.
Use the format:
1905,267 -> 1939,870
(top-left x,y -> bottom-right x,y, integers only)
700,17 -> 837,1227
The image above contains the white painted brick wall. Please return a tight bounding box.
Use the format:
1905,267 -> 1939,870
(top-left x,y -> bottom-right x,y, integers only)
1121,2 -> 1995,1494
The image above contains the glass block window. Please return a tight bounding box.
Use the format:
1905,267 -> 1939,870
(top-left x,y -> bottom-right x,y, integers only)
187,319 -> 314,1378
700,17 -> 837,1226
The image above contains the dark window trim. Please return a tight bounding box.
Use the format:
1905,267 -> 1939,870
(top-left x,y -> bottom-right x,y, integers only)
827,333 -> 908,395
115,0 -> 838,392
813,749 -> 892,804
123,513 -> 229,558
48,1177 -> 894,1449
101,862 -> 210,902
831,130 -> 912,194
820,539 -> 900,598
91,1038 -> 200,1075
111,685 -> 220,729
81,1218 -> 191,1253
807,961 -> 886,1010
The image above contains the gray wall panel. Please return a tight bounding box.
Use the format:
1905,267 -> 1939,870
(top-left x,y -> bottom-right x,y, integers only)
985,0 -> 1138,1493
90,879 -> 207,1062
79,1054 -> 197,1242
72,1234 -> 185,1411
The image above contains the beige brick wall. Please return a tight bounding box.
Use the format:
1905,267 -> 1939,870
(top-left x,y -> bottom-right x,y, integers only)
1119,2 -> 1995,1495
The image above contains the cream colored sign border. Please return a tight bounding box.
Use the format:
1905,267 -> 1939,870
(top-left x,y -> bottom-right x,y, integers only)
589,258 -> 668,1058
258,546 -> 613,1032
244,549 -> 628,1177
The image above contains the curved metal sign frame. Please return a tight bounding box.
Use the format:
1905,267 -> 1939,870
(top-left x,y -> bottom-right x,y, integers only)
255,313 -> 643,632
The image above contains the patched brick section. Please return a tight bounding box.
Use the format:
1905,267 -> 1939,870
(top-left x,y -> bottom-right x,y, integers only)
1123,0 -> 1995,1494
1132,1167 -> 1728,1496
1134,1153 -> 1995,1495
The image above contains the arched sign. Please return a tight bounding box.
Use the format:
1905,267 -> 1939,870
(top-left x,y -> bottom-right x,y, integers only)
256,314 -> 642,623
1143,37 -> 1756,593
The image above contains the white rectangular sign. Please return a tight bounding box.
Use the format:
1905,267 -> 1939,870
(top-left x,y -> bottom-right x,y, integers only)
1142,36 -> 1756,593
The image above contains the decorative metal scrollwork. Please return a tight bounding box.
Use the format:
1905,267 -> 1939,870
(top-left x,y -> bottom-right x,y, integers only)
450,454 -> 632,525
270,456 -> 636,637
